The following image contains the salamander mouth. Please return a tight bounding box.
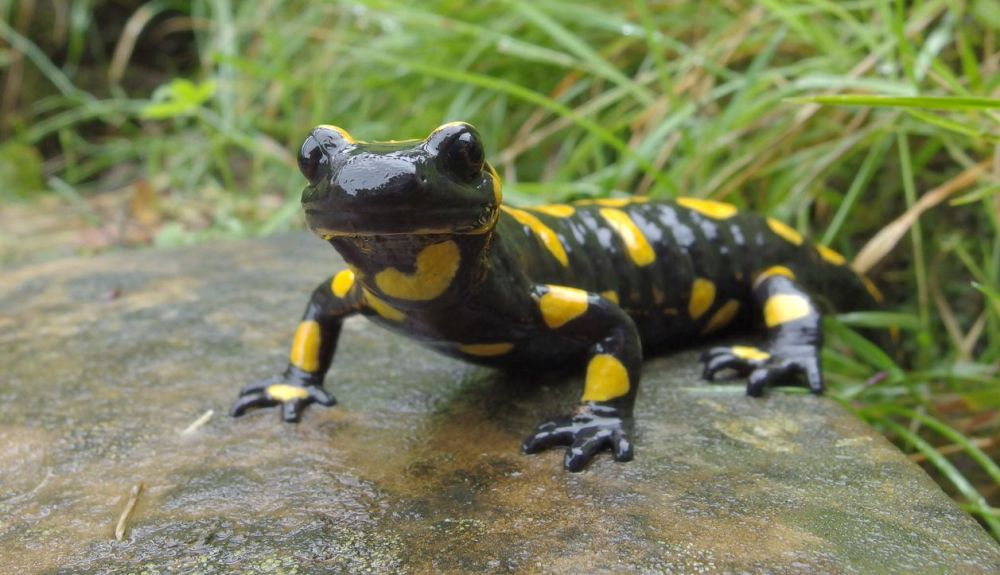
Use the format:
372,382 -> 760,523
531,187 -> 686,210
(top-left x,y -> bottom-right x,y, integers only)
304,204 -> 499,239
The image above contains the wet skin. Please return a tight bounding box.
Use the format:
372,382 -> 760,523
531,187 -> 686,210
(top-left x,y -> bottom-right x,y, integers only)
231,122 -> 882,472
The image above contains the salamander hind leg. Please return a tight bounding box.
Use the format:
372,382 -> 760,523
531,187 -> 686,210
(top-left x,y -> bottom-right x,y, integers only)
520,285 -> 641,471
700,267 -> 823,397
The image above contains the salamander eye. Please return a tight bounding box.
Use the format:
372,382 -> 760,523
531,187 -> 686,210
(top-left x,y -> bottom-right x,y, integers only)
427,122 -> 485,183
298,135 -> 326,186
299,125 -> 354,185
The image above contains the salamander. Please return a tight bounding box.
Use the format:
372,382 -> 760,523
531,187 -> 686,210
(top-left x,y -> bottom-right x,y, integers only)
231,122 -> 882,471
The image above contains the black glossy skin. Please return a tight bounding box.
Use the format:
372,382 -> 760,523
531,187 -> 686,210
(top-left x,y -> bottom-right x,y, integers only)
231,122 -> 880,471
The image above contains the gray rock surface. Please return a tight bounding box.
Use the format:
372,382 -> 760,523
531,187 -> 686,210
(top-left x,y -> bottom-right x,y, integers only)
1,233 -> 998,574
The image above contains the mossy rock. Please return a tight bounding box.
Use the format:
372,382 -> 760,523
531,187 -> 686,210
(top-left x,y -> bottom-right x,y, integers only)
1,234 -> 998,574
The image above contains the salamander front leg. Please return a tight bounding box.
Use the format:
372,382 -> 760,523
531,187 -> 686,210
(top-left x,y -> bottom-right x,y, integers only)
701,266 -> 823,396
521,286 -> 641,471
231,269 -> 361,422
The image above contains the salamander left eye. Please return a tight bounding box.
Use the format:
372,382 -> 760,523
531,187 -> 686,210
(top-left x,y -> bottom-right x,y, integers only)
427,123 -> 485,183
446,131 -> 485,182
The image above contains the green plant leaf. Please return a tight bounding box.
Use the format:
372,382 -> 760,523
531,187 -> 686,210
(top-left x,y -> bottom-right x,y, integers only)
141,79 -> 217,120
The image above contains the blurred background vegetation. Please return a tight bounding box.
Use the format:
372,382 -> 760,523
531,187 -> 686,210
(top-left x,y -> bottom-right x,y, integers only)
2,0 -> 999,538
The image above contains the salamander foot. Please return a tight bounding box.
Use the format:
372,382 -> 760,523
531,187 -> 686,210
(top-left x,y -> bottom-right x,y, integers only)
230,373 -> 336,422
700,344 -> 823,396
522,404 -> 634,472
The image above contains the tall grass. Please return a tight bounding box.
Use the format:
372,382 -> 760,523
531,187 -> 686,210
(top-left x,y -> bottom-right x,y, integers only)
3,0 -> 999,537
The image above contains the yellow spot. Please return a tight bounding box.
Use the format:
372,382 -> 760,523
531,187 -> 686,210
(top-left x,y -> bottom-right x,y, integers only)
600,290 -> 619,304
502,206 -> 569,266
317,124 -> 356,144
702,300 -> 740,334
764,294 -> 812,327
331,269 -> 356,298
538,285 -> 589,329
266,383 -> 311,402
363,289 -> 405,322
767,218 -> 804,245
677,197 -> 738,219
374,240 -> 460,301
599,208 -> 656,267
289,320 -> 322,372
730,345 -> 771,362
688,278 -> 716,320
816,244 -> 846,265
581,354 -> 631,402
529,204 -> 576,218
753,265 -> 796,289
459,342 -> 514,357
861,275 -> 884,304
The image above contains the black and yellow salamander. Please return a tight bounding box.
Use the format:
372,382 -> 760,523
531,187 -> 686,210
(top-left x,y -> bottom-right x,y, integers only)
231,122 -> 882,471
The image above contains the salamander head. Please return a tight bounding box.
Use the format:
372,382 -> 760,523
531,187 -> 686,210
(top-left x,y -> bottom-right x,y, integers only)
297,122 -> 501,238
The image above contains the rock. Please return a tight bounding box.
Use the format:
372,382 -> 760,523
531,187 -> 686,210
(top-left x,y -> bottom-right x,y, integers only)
1,233 -> 998,574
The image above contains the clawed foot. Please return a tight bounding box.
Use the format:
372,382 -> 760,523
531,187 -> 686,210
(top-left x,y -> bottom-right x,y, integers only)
522,404 -> 633,472
700,344 -> 822,396
230,375 -> 336,422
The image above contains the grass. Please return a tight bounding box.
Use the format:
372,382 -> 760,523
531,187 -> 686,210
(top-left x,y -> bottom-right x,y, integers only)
2,0 -> 999,538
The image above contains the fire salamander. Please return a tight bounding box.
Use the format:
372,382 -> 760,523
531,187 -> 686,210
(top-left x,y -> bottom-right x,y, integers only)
232,122 -> 883,471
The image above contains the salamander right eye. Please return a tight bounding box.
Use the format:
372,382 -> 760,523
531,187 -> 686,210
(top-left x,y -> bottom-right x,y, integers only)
298,135 -> 326,186
299,125 -> 354,186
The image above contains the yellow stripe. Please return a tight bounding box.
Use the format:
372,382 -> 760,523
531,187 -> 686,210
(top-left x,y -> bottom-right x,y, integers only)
374,240 -> 460,301
767,218 -> 803,245
529,204 -> 576,217
596,197 -> 648,207
459,342 -> 514,357
764,294 -> 812,327
599,208 -> 656,267
688,278 -> 716,320
502,206 -> 569,267
538,285 -> 589,329
363,289 -> 405,322
487,163 -> 503,205
574,197 -> 648,207
677,197 -> 738,219
317,124 -> 356,144
702,300 -> 740,334
266,383 -> 311,401
816,244 -> 846,265
730,345 -> 770,361
331,269 -> 355,298
289,320 -> 322,372
600,290 -> 619,304
752,265 -> 796,289
581,354 -> 631,402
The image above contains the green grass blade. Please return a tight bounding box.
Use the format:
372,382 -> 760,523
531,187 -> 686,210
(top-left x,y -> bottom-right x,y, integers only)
346,47 -> 677,194
824,319 -> 904,377
0,19 -> 90,102
787,95 -> 1000,111
822,133 -> 894,244
875,416 -> 1000,538
511,1 -> 655,106
872,405 -> 1000,486
835,311 -> 923,331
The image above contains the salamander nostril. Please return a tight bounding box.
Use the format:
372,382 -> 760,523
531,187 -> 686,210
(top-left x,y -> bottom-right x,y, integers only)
298,135 -> 326,185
